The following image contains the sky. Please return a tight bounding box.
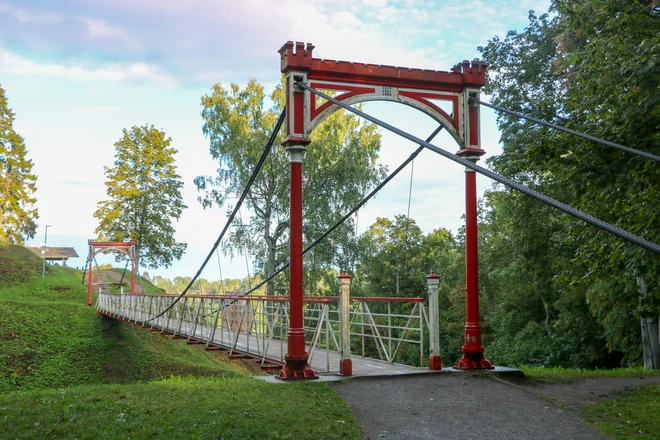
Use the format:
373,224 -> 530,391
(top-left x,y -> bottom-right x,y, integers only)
0,0 -> 551,282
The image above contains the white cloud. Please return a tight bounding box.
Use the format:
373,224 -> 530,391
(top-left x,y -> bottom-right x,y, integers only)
332,11 -> 362,27
82,18 -> 126,38
361,0 -> 388,6
10,7 -> 61,24
0,48 -> 176,87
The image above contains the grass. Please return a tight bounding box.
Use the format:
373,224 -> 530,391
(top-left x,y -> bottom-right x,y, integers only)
0,244 -> 249,393
101,267 -> 165,294
103,318 -> 247,384
584,384 -> 660,439
0,377 -> 361,439
520,366 -> 660,383
0,244 -> 361,439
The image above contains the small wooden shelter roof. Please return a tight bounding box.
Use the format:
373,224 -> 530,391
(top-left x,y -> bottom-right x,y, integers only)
27,247 -> 79,259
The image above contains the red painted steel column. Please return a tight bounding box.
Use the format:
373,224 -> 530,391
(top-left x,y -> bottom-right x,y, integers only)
131,259 -> 135,295
130,241 -> 136,294
277,143 -> 318,380
454,156 -> 493,370
87,254 -> 93,306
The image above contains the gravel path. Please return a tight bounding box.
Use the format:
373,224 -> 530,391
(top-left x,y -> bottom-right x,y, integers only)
332,374 -> 605,440
515,374 -> 660,412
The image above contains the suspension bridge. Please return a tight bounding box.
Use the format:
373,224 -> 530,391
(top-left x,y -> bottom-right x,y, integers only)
90,41 -> 660,381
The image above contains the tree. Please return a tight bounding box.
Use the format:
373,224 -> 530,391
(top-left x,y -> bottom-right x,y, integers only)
357,215 -> 426,297
195,79 -> 386,295
94,125 -> 187,270
0,84 -> 38,243
479,2 -> 660,367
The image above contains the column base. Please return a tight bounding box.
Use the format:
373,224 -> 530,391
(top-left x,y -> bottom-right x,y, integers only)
277,356 -> 318,380
339,359 -> 352,376
453,353 -> 494,370
428,355 -> 443,371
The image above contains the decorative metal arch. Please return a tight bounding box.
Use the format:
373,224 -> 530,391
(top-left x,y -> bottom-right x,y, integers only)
86,240 -> 137,305
278,41 -> 487,157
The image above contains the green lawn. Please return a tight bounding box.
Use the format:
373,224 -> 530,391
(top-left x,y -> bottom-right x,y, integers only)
0,244 -> 361,439
0,377 -> 360,440
520,366 -> 660,383
584,384 -> 660,439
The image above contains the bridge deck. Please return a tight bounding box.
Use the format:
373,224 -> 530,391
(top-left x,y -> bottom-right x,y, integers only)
113,314 -> 431,378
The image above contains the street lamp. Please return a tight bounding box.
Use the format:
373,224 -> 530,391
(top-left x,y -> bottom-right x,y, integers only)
41,225 -> 51,278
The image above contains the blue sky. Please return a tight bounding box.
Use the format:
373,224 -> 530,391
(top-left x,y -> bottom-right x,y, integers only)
1,0 -> 550,281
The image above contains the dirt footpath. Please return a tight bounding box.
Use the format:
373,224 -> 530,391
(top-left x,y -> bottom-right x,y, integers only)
333,372 -> 660,440
332,373 -> 606,440
512,374 -> 660,412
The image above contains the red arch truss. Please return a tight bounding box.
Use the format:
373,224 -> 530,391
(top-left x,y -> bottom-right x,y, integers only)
278,41 -> 487,156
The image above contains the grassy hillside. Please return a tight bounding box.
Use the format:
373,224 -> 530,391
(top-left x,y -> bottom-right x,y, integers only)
0,244 -> 248,393
0,377 -> 360,439
100,267 -> 164,294
0,244 -> 361,439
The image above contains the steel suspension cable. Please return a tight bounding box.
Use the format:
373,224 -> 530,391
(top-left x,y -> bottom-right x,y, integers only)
145,109 -> 286,322
242,124 -> 445,296
473,99 -> 660,163
238,209 -> 253,292
215,248 -> 225,294
118,259 -> 129,287
399,155 -> 415,294
299,82 -> 660,255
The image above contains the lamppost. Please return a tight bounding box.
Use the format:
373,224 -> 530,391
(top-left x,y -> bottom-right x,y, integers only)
41,225 -> 51,278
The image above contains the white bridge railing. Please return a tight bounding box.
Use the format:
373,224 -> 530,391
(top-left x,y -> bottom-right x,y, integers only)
96,275 -> 441,373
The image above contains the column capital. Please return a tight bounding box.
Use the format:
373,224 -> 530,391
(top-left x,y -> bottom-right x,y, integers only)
459,154 -> 481,172
456,150 -> 484,161
426,271 -> 440,285
282,136 -> 311,148
285,143 -> 308,164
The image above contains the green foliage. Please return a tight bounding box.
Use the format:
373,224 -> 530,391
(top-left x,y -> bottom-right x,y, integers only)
356,216 -> 457,298
0,377 -> 360,440
94,124 -> 187,270
477,1 -> 660,368
196,79 -> 386,295
0,84 -> 38,244
584,384 -> 660,439
352,216 -> 464,365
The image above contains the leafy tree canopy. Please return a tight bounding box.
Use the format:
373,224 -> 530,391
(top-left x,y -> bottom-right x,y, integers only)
94,125 -> 187,270
0,84 -> 38,244
478,0 -> 660,366
195,79 -> 386,294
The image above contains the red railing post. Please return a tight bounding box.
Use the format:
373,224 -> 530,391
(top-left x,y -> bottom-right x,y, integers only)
130,240 -> 136,295
277,143 -> 318,380
87,256 -> 93,306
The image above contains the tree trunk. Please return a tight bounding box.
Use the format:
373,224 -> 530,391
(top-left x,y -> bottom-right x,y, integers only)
639,275 -> 660,369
